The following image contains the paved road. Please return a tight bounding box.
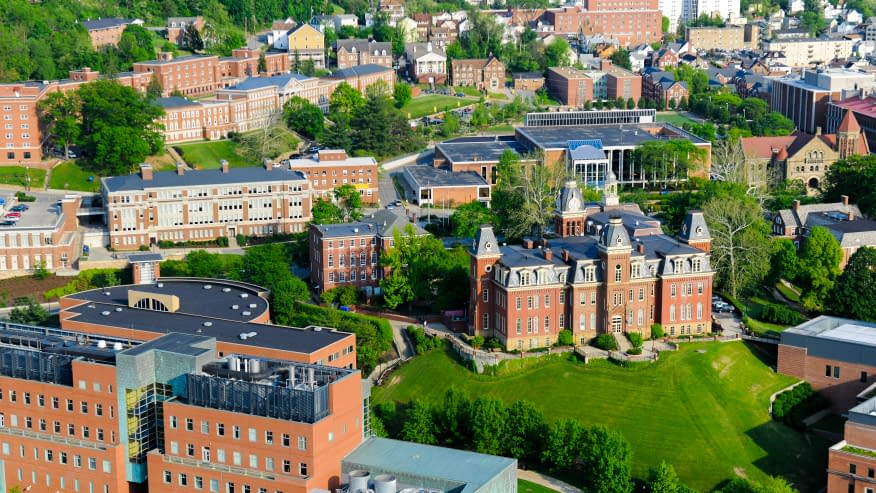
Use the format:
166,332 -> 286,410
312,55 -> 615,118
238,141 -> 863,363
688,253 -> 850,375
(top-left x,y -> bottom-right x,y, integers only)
713,310 -> 743,338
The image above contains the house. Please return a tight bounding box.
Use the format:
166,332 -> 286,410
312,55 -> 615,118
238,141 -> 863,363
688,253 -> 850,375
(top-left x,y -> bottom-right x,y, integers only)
335,39 -> 393,69
81,18 -> 138,48
450,56 -> 505,91
469,181 -> 714,351
772,196 -> 876,268
643,69 -> 689,107
310,14 -> 359,33
379,0 -> 406,26
741,110 -> 869,192
166,16 -> 203,46
402,43 -> 447,84
288,23 -> 326,69
513,72 -> 546,92
267,18 -> 297,50
309,208 -> 427,294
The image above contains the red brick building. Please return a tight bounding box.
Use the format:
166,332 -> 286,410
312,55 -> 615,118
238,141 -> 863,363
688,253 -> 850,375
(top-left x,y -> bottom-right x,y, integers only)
643,70 -> 690,107
451,57 -> 506,91
470,182 -> 713,350
547,67 -> 593,107
81,18 -> 136,48
133,53 -> 222,97
167,16 -> 204,46
326,64 -> 396,95
828,397 -> 876,493
0,194 -> 81,273
308,209 -> 427,294
542,3 -> 662,46
288,149 -> 379,203
335,40 -> 393,69
219,48 -> 291,81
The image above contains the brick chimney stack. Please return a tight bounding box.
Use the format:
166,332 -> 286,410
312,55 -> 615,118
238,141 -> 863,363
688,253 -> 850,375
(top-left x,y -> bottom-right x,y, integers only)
220,159 -> 229,174
263,158 -> 273,171
793,200 -> 801,211
842,194 -> 849,206
544,248 -> 553,261
848,210 -> 855,221
637,243 -> 645,254
139,163 -> 153,181
176,163 -> 185,176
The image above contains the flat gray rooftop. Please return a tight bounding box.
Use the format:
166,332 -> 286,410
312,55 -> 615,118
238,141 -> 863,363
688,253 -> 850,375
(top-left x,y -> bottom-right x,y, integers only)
343,437 -> 516,493
102,165 -> 306,192
405,166 -> 488,188
0,191 -> 74,230
437,139 -> 527,164
517,123 -> 708,150
122,332 -> 214,357
818,323 -> 876,347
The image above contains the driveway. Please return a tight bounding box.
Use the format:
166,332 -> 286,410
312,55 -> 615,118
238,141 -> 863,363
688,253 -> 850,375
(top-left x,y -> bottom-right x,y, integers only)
713,310 -> 743,338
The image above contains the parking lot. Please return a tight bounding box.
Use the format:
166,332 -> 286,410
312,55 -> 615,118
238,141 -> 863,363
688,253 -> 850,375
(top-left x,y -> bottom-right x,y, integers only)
0,191 -> 75,229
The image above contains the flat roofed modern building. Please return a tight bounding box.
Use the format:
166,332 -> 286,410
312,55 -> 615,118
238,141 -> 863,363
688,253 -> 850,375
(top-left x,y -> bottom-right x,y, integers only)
0,193 -> 81,275
779,316 -> 876,411
524,109 -> 657,127
827,396 -> 876,493
342,437 -> 518,493
101,161 -> 311,250
433,136 -> 530,186
402,166 -> 490,206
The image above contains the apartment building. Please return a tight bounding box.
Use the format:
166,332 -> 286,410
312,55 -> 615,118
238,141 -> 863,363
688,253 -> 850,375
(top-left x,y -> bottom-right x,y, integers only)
288,150 -> 379,202
0,82 -> 49,163
156,97 -> 234,144
335,40 -> 393,69
81,18 -> 137,48
542,3 -> 662,46
219,48 -> 291,82
827,396 -> 876,493
685,25 -> 758,51
660,0 -> 741,33
133,53 -> 222,98
166,16 -> 204,46
827,95 -> 876,151
547,61 -> 642,107
101,161 -> 311,250
450,57 -> 505,91
770,68 -> 876,135
763,38 -> 856,67
287,23 -> 326,69
402,43 -> 447,84
325,65 -> 396,95
547,67 -> 593,107
470,183 -> 714,350
0,194 -> 81,275
309,209 -> 427,294
216,73 -> 340,125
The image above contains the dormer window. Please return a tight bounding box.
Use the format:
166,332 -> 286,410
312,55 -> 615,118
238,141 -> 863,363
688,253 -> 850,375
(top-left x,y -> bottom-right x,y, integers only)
520,271 -> 530,286
691,258 -> 702,272
616,236 -> 623,245
674,259 -> 684,272
696,226 -> 703,236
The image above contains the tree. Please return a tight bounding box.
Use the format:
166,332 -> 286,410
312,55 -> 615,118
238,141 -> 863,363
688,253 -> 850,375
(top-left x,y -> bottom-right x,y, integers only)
434,388 -> 472,448
821,155 -> 876,217
451,201 -> 496,237
543,38 -> 571,68
441,110 -> 460,137
541,418 -> 586,470
710,138 -> 749,185
38,91 -> 81,160
329,82 -> 365,117
470,104 -> 490,128
400,399 -> 438,444
8,297 -> 50,325
334,184 -> 363,221
769,238 -> 800,284
797,226 -> 843,311
503,400 -> 547,465
236,111 -> 297,162
469,397 -> 506,455
649,461 -> 681,493
502,152 -> 565,239
284,96 -> 324,139
182,24 -> 204,51
580,425 -> 633,493
393,83 -> 412,109
311,198 -> 343,225
351,90 -> 422,158
257,51 -> 267,73
321,113 -> 353,151
146,73 -> 163,99
76,80 -> 164,175
829,247 -> 876,321
703,194 -> 771,298
662,15 -> 671,32
610,47 -> 632,70
626,97 -> 636,109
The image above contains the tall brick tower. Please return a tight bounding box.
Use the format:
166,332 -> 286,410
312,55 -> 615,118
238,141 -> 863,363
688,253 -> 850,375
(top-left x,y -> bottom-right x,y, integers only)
555,180 -> 586,237
598,216 -> 633,334
836,109 -> 867,160
469,225 -> 502,336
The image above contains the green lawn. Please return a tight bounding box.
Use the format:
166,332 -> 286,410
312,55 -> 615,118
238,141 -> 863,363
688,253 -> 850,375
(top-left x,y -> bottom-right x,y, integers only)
451,85 -> 482,97
518,479 -> 558,493
775,281 -> 802,303
402,95 -> 472,119
741,295 -> 799,338
47,161 -> 99,192
174,140 -> 253,169
373,342 -> 828,492
656,111 -> 701,127
0,166 -> 46,189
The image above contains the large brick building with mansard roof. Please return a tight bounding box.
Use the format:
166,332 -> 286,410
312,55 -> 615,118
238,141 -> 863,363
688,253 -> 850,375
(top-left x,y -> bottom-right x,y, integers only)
469,180 -> 714,350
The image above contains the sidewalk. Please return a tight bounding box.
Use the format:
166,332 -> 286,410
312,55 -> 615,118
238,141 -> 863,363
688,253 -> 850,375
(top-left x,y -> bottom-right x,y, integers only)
518,470 -> 583,493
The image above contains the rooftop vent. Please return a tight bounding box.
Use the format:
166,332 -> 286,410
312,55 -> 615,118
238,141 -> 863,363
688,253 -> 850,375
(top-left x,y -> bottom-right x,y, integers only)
203,322 -> 213,327
240,293 -> 249,299
222,287 -> 231,293
113,342 -> 123,351
104,291 -> 111,296
232,304 -> 239,310
242,311 -> 251,316
239,333 -> 249,340
249,303 -> 257,308
157,283 -> 164,288
204,284 -> 212,290
101,311 -> 111,316
97,340 -> 107,348
115,307 -> 123,312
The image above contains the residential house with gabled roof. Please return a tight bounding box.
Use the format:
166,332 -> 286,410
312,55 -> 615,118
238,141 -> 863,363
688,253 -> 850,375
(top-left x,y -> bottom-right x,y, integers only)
772,196 -> 876,268
379,0 -> 406,26
450,56 -> 505,91
335,39 -> 393,69
288,23 -> 326,68
740,110 -> 869,192
166,16 -> 203,46
642,69 -> 689,107
402,42 -> 447,84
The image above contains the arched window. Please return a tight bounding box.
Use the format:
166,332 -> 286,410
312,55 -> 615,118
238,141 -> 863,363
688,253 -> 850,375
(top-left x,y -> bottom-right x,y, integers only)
615,264 -> 622,282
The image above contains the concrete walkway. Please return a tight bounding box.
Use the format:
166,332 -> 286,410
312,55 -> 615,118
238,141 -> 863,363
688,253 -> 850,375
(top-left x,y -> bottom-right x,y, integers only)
517,470 -> 583,493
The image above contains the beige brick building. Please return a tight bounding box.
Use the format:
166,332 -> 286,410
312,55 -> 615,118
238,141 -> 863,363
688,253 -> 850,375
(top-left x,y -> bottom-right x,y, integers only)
101,161 -> 311,249
685,24 -> 760,51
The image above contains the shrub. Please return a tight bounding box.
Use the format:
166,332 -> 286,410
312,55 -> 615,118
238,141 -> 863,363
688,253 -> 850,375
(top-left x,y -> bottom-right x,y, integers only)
483,337 -> 503,350
772,383 -> 829,430
627,347 -> 643,355
32,261 -> 50,280
470,335 -> 485,349
236,234 -> 247,247
650,323 -> 664,339
321,286 -> 359,306
215,236 -> 229,247
594,333 -> 618,351
627,332 -> 644,348
557,329 -> 573,346
759,302 -> 805,326
405,325 -> 442,355
14,192 -> 35,202
44,268 -> 129,300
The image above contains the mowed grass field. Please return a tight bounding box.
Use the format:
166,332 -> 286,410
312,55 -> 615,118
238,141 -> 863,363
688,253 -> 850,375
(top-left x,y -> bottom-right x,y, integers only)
174,140 -> 254,169
0,166 -> 46,189
402,94 -> 473,119
372,342 -> 828,492
518,479 -> 558,492
47,161 -> 98,192
656,111 -> 702,127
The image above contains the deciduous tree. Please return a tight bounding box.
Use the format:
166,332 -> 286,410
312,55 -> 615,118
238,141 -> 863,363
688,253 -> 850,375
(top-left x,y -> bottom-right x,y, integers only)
703,194 -> 771,298
329,82 -> 365,117
821,155 -> 876,217
580,425 -> 633,493
797,226 -> 843,311
334,184 -> 363,221
829,247 -> 876,321
503,400 -> 547,465
400,399 -> 438,444
284,96 -> 324,139
469,397 -> 506,455
450,201 -> 496,237
38,91 -> 81,159
649,461 -> 681,493
393,83 -> 412,109
311,198 -> 343,225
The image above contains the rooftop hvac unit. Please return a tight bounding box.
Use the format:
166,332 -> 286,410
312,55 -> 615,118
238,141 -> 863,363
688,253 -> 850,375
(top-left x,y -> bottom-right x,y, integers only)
348,470 -> 370,493
113,342 -> 123,351
97,340 -> 107,348
249,359 -> 261,373
373,474 -> 397,493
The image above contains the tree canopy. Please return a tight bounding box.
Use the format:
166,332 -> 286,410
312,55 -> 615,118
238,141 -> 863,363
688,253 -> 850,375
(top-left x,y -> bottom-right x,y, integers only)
796,226 -> 843,311
821,155 -> 876,217
829,247 -> 876,321
284,96 -> 324,139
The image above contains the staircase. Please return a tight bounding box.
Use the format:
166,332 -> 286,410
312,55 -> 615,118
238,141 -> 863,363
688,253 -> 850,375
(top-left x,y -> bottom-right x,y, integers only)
613,333 -> 632,353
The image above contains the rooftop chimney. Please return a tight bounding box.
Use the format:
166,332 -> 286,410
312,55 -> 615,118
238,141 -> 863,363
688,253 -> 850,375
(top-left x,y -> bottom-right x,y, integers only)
637,243 -> 645,254
562,249 -> 570,262
263,158 -> 273,171
176,163 -> 185,176
841,194 -> 849,206
139,163 -> 153,181
793,199 -> 800,211
220,159 -> 229,174
158,51 -> 174,62
816,126 -> 822,135
523,238 -> 535,249
848,210 -> 855,221
544,248 -> 553,261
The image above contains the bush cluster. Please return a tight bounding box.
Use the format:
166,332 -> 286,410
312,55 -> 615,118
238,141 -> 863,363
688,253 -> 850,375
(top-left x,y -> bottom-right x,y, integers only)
627,332 -> 644,348
759,303 -> 805,326
594,333 -> 618,351
556,329 -> 573,346
15,192 -> 35,202
44,269 -> 127,299
157,236 -> 228,249
772,383 -> 829,430
405,325 -> 442,355
320,285 -> 359,307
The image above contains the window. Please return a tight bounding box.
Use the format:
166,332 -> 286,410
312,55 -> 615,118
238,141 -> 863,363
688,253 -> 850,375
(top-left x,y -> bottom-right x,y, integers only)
527,296 -> 533,309
95,404 -> 103,416
544,294 -> 550,307
559,291 -> 565,304
180,473 -> 188,486
615,264 -> 622,282
233,426 -> 240,439
201,421 -> 208,434
186,418 -> 194,431
282,433 -> 290,447
298,436 -> 306,450
164,471 -> 172,484
81,401 -> 88,413
88,457 -> 97,470
862,371 -> 868,383
196,477 -> 204,489
671,284 -> 676,297
283,460 -> 291,473
299,463 -> 308,476
265,431 -> 273,444
834,366 -> 841,379
515,297 -> 521,310
826,365 -> 832,377
851,464 -> 857,474
248,428 -> 256,442
170,416 -> 178,429
217,423 -> 224,436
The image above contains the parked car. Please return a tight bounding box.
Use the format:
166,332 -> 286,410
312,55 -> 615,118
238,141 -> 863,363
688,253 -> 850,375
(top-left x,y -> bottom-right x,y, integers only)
455,92 -> 465,97
9,205 -> 28,212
